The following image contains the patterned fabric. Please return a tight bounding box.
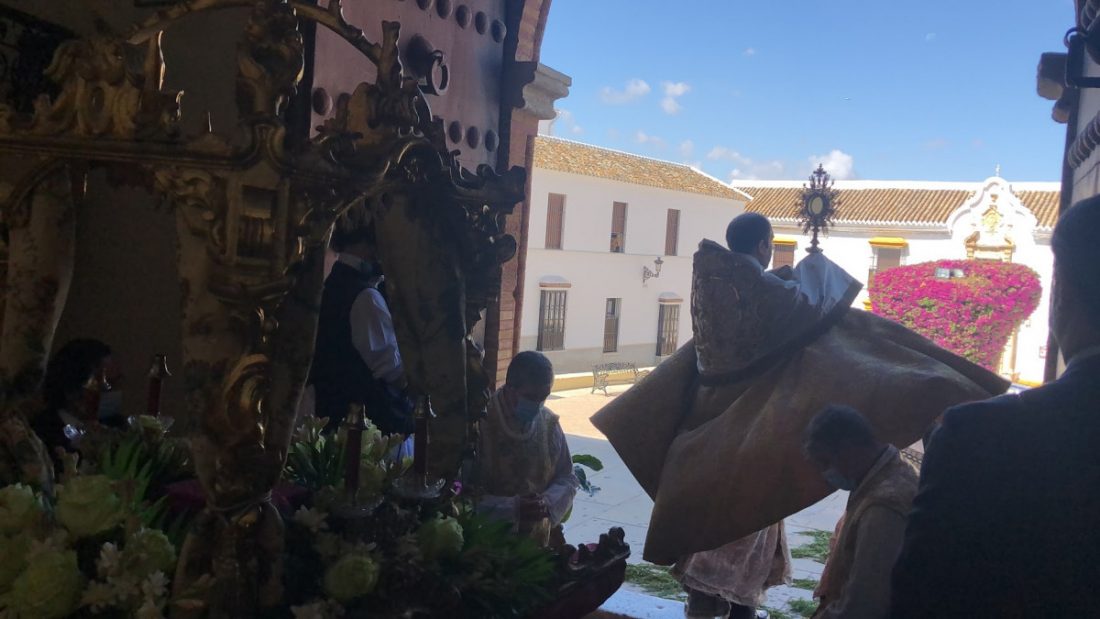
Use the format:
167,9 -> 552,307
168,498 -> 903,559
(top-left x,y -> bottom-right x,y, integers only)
690,240 -> 861,382
475,390 -> 577,527
814,446 -> 918,618
478,391 -> 558,497
673,522 -> 792,608
592,250 -> 1007,564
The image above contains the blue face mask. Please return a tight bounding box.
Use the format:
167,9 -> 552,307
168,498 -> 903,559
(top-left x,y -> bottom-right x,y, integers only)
97,390 -> 124,420
822,468 -> 855,491
514,397 -> 543,426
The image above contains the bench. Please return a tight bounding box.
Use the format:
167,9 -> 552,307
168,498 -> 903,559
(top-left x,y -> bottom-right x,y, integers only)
591,362 -> 640,395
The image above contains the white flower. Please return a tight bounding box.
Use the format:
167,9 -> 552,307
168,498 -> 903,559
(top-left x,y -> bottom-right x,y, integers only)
97,542 -> 122,577
135,598 -> 165,619
141,572 -> 168,602
80,581 -> 116,612
292,506 -> 329,534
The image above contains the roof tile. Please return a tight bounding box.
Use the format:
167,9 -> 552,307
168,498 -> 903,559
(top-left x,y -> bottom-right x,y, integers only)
736,186 -> 1061,229
534,136 -> 744,201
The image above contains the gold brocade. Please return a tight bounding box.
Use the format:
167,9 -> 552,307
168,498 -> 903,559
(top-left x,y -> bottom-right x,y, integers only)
477,392 -> 557,498
593,248 -> 1007,565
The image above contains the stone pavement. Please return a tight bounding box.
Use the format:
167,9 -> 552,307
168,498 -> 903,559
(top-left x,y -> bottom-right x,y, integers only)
549,386 -> 847,617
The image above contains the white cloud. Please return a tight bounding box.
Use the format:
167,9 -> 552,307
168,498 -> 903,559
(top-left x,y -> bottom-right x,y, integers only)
743,47 -> 757,57
808,149 -> 856,180
635,131 -> 667,149
709,146 -> 786,179
600,78 -> 651,104
728,160 -> 787,181
706,146 -> 753,166
679,140 -> 695,159
925,32 -> 937,42
660,81 -> 691,115
923,137 -> 949,151
538,109 -> 583,136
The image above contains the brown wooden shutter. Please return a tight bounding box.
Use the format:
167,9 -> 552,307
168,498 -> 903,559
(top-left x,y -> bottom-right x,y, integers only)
611,201 -> 627,252
545,193 -> 565,249
773,245 -> 795,268
877,247 -> 902,270
665,209 -> 680,256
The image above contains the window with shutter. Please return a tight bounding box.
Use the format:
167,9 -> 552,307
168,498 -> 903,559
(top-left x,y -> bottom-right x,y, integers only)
665,209 -> 680,256
611,201 -> 627,253
868,242 -> 905,284
603,298 -> 621,353
772,244 -> 796,268
537,290 -> 567,351
545,193 -> 565,250
656,303 -> 680,356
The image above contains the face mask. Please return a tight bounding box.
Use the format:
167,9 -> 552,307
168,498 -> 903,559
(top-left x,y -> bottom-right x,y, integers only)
514,397 -> 543,426
97,390 -> 124,420
822,468 -> 855,491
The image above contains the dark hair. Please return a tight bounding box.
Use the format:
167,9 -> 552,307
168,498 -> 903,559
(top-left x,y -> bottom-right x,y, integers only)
803,405 -> 878,455
43,338 -> 111,412
506,351 -> 554,388
330,212 -> 377,253
1052,195 -> 1100,324
725,213 -> 772,254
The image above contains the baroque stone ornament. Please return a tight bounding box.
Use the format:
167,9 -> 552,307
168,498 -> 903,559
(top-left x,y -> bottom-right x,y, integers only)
0,1 -> 524,616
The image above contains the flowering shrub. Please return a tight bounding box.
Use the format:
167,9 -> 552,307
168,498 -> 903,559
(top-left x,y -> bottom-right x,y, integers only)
869,259 -> 1042,370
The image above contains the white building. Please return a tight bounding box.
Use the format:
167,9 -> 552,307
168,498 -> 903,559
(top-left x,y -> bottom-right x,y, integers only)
520,136 -> 748,373
733,177 -> 1060,385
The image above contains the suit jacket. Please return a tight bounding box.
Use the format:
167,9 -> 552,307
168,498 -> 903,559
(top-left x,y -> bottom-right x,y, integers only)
891,352 -> 1100,618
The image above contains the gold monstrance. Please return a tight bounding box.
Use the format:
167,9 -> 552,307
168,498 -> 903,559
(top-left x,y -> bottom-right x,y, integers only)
798,164 -> 841,253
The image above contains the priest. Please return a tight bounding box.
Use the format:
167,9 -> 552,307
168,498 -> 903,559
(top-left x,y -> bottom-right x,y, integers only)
592,213 -> 1006,577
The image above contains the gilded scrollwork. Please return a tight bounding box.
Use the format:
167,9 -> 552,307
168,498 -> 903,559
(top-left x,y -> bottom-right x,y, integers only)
0,1 -> 527,613
24,32 -> 181,139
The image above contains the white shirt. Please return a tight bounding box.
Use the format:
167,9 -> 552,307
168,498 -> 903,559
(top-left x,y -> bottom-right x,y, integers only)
338,254 -> 405,385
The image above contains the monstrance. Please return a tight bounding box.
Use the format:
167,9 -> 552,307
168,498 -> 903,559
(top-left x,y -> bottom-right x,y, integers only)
797,164 -> 840,253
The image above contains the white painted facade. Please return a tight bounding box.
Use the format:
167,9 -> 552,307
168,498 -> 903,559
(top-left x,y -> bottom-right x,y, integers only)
734,177 -> 1058,386
520,165 -> 746,373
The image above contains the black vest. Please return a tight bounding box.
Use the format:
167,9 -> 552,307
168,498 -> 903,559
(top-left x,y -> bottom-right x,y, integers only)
309,261 -> 412,435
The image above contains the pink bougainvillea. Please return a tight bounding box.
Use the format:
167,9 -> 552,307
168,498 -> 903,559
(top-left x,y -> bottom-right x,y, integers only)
868,260 -> 1042,370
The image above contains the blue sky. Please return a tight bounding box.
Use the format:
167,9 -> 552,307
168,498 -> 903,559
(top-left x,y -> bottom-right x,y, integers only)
539,1 -> 1073,182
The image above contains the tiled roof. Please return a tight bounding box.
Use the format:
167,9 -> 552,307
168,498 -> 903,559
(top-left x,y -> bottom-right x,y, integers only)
732,182 -> 1061,229
533,136 -> 748,201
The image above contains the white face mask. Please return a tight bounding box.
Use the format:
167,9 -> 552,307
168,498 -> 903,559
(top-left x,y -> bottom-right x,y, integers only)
97,391 -> 124,420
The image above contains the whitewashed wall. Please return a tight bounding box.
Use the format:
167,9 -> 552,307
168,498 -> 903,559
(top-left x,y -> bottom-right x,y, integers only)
521,168 -> 745,373
769,180 -> 1054,385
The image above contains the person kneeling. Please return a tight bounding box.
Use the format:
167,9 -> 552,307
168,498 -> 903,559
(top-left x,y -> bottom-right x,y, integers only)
474,351 -> 578,546
803,405 -> 918,619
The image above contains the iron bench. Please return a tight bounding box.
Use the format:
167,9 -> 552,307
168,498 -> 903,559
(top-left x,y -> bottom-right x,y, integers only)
591,362 -> 640,395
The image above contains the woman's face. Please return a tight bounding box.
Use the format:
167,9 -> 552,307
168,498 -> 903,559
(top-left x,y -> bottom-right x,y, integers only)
72,356 -> 120,418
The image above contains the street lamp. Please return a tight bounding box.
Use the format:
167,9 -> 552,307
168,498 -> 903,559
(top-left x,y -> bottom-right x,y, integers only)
642,256 -> 664,284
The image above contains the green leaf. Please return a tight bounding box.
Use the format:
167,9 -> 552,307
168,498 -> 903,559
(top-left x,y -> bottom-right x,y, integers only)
571,454 -> 604,472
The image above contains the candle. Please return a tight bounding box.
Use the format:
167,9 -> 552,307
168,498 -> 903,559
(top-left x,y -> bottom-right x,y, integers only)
344,405 -> 366,500
413,396 -> 432,478
146,354 -> 170,416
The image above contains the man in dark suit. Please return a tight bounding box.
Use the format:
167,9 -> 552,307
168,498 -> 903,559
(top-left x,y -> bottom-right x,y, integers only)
890,195 -> 1100,618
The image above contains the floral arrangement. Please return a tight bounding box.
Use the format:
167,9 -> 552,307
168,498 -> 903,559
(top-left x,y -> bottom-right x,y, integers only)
0,413 -> 565,618
281,417 -> 557,619
0,416 -> 190,619
869,259 -> 1042,370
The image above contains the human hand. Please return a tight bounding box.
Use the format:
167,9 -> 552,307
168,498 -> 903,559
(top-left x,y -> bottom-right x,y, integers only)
517,494 -> 549,522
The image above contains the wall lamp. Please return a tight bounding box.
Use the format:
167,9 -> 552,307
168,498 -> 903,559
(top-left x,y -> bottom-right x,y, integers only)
642,256 -> 664,285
